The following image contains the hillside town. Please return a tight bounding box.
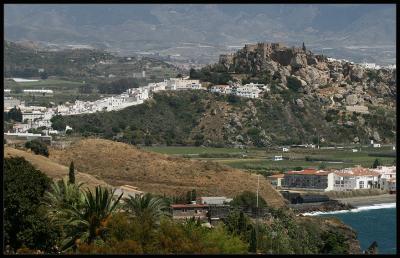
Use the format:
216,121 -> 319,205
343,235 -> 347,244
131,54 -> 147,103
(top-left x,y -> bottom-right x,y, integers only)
4,77 -> 271,138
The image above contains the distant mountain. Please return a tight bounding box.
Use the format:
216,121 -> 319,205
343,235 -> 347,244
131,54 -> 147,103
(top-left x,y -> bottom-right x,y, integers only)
4,4 -> 396,65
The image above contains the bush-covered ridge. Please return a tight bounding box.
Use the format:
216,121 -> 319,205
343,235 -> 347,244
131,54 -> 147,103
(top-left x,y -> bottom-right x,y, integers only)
62,90 -> 395,147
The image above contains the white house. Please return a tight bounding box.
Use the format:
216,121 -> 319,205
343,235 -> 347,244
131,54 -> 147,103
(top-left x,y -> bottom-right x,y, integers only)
373,143 -> 381,148
168,78 -> 201,90
210,85 -> 231,94
199,197 -> 233,205
273,155 -> 283,161
380,178 -> 396,193
282,147 -> 289,152
352,149 -> 358,152
22,111 -> 45,122
332,167 -> 380,190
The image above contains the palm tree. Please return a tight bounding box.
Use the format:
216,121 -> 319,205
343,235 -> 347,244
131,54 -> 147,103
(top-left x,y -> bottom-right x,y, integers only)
63,186 -> 123,249
123,193 -> 169,225
43,183 -> 123,251
43,177 -> 85,221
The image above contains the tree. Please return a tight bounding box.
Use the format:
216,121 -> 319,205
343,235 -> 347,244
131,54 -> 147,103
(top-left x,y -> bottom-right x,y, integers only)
318,162 -> 327,170
25,140 -> 49,157
286,76 -> 302,92
45,186 -> 123,251
302,42 -> 306,52
51,115 -> 67,131
230,191 -> 267,214
79,84 -> 93,94
5,107 -> 23,122
4,157 -> 57,252
320,230 -> 349,254
69,161 -> 75,184
40,71 -> 48,80
249,227 -> 257,253
123,193 -> 169,225
13,87 -> 23,94
372,158 -> 382,168
123,193 -> 169,247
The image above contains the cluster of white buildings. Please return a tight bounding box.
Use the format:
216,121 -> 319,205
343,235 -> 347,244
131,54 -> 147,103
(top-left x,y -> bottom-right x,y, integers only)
270,166 -> 396,193
325,58 -> 396,71
4,77 -> 204,135
210,83 -> 269,99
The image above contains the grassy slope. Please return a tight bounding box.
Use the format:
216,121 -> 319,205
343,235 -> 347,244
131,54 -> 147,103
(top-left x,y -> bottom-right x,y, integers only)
48,138 -> 285,208
4,147 -> 109,188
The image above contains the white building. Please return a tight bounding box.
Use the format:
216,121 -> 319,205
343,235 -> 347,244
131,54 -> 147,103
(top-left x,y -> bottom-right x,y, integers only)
168,78 -> 201,90
22,111 -> 45,122
210,85 -> 232,94
4,97 -> 22,111
273,155 -> 283,161
199,197 -> 233,205
380,178 -> 396,193
23,89 -> 54,95
12,123 -> 31,133
282,147 -> 289,152
332,167 -> 380,191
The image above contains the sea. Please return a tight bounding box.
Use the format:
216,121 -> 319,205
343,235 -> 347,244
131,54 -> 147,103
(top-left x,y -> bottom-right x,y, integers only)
302,203 -> 397,254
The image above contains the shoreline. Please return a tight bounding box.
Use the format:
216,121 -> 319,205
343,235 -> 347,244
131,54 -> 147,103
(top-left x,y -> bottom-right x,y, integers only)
293,194 -> 396,215
333,194 -> 396,208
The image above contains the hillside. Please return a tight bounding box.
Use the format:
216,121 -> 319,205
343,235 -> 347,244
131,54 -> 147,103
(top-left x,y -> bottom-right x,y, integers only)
4,147 -> 109,188
62,88 -> 395,147
4,4 -> 395,64
48,138 -> 285,208
4,40 -> 181,80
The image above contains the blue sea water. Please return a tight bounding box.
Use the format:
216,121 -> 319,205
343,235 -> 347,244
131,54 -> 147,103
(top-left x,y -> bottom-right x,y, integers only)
308,204 -> 397,254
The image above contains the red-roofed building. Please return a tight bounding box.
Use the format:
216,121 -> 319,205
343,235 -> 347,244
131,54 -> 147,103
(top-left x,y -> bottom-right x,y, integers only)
283,169 -> 334,191
332,166 -> 380,190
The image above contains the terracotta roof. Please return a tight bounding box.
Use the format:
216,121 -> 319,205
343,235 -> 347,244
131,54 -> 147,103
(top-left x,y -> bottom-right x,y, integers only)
286,169 -> 330,176
171,204 -> 209,209
334,167 -> 380,177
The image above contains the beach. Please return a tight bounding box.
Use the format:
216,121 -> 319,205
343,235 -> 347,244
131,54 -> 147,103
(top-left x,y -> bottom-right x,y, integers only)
334,194 -> 396,207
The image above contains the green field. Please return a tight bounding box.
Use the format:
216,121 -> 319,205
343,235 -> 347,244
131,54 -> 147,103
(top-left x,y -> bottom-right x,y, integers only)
142,146 -> 244,155
4,78 -> 109,106
143,145 -> 396,172
4,78 -> 85,89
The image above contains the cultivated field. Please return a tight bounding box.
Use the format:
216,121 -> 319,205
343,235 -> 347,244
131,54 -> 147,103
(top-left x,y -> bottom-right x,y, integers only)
144,145 -> 396,173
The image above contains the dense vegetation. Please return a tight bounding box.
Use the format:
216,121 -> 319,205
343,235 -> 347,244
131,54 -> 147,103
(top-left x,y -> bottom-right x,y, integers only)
189,67 -> 233,85
4,157 -> 355,254
4,107 -> 23,122
4,157 -> 56,252
25,139 -> 49,157
97,78 -> 140,94
61,90 -> 395,147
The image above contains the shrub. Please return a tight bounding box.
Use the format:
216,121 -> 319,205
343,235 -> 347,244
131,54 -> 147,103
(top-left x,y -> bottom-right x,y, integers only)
286,76 -> 302,92
4,157 -> 56,252
25,140 -> 49,157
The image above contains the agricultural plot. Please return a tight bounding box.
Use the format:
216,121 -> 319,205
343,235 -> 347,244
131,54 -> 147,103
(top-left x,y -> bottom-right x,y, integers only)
144,145 -> 396,173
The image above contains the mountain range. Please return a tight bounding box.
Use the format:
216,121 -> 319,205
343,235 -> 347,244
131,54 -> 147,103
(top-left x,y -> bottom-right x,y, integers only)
4,4 -> 396,65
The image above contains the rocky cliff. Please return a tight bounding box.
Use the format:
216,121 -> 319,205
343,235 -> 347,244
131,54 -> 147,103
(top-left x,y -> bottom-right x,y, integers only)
217,42 -> 396,109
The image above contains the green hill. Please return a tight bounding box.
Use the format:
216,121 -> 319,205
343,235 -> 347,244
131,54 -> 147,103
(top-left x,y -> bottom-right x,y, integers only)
61,90 -> 395,147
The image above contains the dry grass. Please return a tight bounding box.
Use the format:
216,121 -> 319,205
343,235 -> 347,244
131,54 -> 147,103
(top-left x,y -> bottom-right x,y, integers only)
49,138 -> 285,208
4,147 -> 109,188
